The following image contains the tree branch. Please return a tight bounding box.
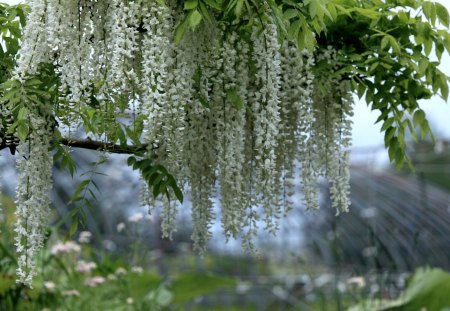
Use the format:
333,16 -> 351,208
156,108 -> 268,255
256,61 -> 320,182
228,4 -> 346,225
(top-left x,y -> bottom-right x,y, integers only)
0,136 -> 148,155
59,138 -> 148,154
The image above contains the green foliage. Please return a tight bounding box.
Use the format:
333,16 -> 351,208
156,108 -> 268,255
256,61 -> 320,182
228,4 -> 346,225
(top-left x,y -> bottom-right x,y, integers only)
66,157 -> 107,236
317,0 -> 450,169
0,3 -> 28,84
1,66 -> 58,141
0,208 -> 236,311
127,156 -> 184,203
177,0 -> 333,51
348,267 -> 450,311
170,273 -> 236,304
177,0 -> 450,170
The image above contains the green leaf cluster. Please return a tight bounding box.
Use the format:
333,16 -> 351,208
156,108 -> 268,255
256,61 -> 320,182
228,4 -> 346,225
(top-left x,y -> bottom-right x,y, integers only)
127,156 -> 184,203
0,3 -> 28,84
316,0 -> 450,169
176,0 -> 333,51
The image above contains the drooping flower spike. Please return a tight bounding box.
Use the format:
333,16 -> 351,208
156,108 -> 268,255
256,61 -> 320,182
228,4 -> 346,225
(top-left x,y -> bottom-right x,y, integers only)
12,0 -> 353,284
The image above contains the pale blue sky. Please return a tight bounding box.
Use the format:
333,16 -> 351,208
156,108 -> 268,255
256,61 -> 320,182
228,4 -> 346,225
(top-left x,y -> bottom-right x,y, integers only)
2,0 -> 450,157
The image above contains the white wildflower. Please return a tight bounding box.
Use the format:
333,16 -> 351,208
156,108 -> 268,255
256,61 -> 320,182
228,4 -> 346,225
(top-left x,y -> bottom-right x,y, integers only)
43,281 -> 56,290
128,213 -> 144,223
116,222 -> 126,233
50,241 -> 81,255
78,231 -> 92,244
62,289 -> 80,297
131,266 -> 143,274
75,261 -> 97,274
84,276 -> 106,287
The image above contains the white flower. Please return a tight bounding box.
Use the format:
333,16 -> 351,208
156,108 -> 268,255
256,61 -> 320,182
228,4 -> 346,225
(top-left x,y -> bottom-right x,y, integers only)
78,231 -> 92,244
128,213 -> 144,223
115,267 -> 127,276
84,276 -> 106,287
44,281 -> 56,290
131,266 -> 143,274
50,241 -> 81,255
75,261 -> 97,274
116,222 -> 126,233
347,276 -> 366,288
62,289 -> 80,297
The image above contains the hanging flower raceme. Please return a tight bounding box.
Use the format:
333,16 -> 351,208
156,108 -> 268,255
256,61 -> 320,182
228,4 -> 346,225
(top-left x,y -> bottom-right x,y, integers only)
310,47 -> 353,213
14,111 -> 53,287
279,42 -> 316,212
9,1 -> 356,282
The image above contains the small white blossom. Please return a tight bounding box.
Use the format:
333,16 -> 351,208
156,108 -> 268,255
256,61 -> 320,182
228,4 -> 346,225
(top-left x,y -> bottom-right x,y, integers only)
78,231 -> 92,244
44,281 -> 56,290
51,241 -> 81,255
347,276 -> 366,288
128,213 -> 144,223
84,276 -> 106,287
62,289 -> 80,297
115,267 -> 127,276
116,222 -> 126,233
75,261 -> 97,274
131,266 -> 143,274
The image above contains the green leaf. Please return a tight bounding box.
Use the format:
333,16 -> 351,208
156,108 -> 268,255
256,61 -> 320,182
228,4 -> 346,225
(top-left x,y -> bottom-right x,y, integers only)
71,180 -> 91,202
283,9 -> 297,20
287,19 -> 300,41
234,0 -> 244,17
198,1 -> 212,23
0,273 -> 15,295
422,1 -> 437,26
309,0 -> 318,19
203,0 -> 221,10
384,127 -> 395,144
418,57 -> 429,75
388,36 -> 401,55
174,18 -> 188,43
357,82 -> 366,99
17,123 -> 29,142
381,117 -> 394,132
70,220 -> 78,237
184,0 -> 198,10
440,74 -> 449,100
189,10 -> 203,30
436,2 -> 449,27
226,88 -> 244,110
127,272 -> 161,301
127,156 -> 137,167
413,109 -> 425,128
168,175 -> 183,203
24,77 -> 42,87
327,3 -> 337,21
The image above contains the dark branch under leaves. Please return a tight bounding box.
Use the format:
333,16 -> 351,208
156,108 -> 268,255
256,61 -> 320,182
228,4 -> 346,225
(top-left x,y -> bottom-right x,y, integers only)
59,138 -> 148,154
0,135 -> 148,155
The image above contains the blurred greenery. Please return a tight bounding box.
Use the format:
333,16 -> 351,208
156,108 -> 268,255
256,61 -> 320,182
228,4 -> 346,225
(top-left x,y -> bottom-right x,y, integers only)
2,187 -> 450,310
348,268 -> 450,311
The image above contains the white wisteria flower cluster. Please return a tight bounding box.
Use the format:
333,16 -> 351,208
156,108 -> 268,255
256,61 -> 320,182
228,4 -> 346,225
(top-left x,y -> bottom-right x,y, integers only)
13,0 -> 354,278
14,112 -> 53,287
